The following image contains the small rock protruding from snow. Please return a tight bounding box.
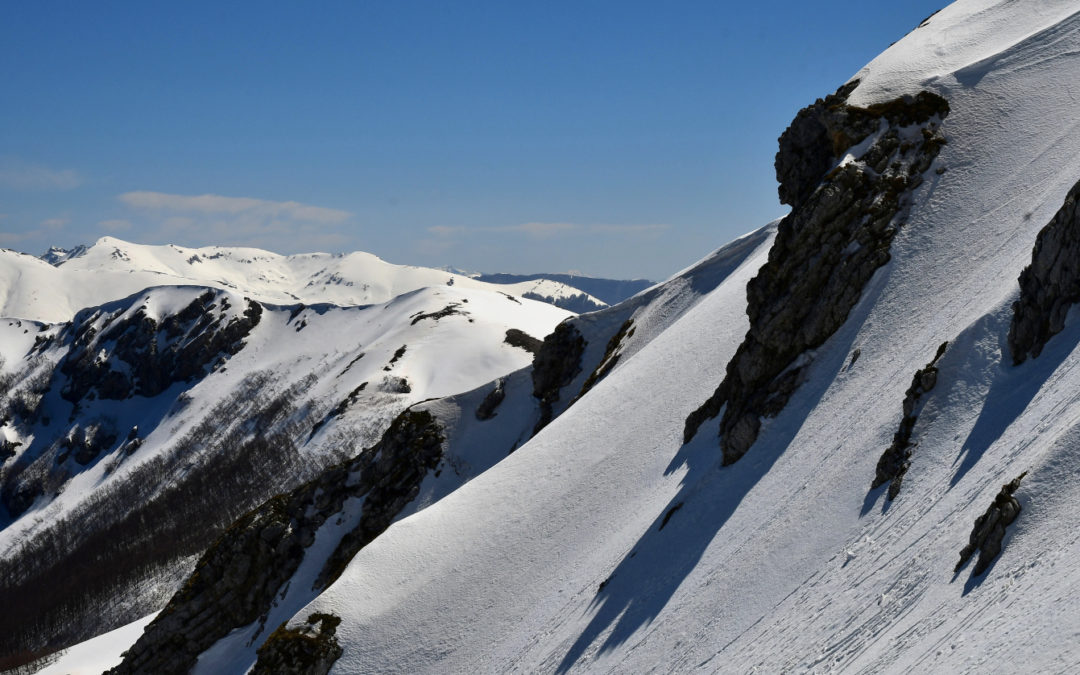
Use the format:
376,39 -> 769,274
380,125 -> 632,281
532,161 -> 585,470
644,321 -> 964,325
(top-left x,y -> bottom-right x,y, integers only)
872,341 -> 948,500
955,471 -> 1027,577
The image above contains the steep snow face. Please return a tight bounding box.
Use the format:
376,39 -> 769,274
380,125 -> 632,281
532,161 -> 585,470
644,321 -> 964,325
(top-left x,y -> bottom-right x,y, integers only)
103,224 -> 776,675
0,282 -> 570,663
0,237 -> 606,323
252,2 -> 1080,673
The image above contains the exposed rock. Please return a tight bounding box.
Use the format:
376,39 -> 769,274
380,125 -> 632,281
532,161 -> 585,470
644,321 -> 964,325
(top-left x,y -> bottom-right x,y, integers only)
410,303 -> 470,325
475,378 -> 506,421
504,328 -> 542,354
60,291 -> 262,406
55,422 -> 119,466
956,472 -> 1027,576
685,84 -> 949,465
872,341 -> 948,499
110,409 -> 444,675
383,345 -> 407,371
251,613 -> 343,675
1009,178 -> 1080,364
0,438 -> 20,465
531,321 -> 587,434
573,319 -> 635,403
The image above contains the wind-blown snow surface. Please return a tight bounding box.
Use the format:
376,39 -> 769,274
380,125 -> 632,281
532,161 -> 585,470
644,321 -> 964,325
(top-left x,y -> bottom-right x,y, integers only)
252,2 -> 1080,672
0,237 -> 605,323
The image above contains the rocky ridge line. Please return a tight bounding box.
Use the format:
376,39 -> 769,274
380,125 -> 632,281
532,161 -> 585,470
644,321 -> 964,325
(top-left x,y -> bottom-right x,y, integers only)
685,82 -> 950,464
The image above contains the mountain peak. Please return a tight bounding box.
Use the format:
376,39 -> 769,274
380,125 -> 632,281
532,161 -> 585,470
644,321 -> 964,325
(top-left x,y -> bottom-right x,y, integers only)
40,244 -> 88,266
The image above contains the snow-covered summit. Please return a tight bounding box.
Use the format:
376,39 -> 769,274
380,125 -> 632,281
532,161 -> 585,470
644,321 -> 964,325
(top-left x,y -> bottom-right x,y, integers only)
0,236 -> 607,323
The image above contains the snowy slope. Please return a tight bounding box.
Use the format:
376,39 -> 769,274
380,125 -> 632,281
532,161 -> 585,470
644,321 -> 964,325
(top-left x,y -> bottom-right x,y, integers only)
97,222 -> 775,675
242,2 -> 1080,673
0,237 -> 605,323
24,1 -> 1080,673
0,282 -> 570,665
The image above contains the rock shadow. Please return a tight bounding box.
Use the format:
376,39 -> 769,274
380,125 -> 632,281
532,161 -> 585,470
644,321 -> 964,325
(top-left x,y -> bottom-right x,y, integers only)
556,291 -> 866,673
951,308 -> 1079,489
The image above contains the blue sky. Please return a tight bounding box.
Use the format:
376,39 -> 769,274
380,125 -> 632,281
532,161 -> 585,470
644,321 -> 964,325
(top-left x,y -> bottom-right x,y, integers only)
1,1 -> 944,280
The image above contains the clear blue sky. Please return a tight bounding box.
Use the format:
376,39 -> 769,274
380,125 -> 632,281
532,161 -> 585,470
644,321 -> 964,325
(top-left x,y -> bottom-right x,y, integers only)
1,1 -> 944,280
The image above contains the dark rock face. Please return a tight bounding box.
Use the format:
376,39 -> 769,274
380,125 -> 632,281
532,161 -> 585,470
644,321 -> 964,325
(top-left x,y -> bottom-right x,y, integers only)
252,613 -> 343,675
504,328 -> 542,355
685,84 -> 950,464
410,303 -> 470,325
55,422 -> 119,466
531,322 -> 587,434
110,409 -> 444,675
0,438 -> 20,465
573,319 -> 635,403
60,290 -> 262,406
956,472 -> 1026,576
1009,179 -> 1080,364
872,341 -> 948,499
475,378 -> 506,421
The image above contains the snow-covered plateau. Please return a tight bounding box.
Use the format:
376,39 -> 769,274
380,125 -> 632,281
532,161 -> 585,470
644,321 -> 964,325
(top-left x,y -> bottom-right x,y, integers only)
7,1 -> 1080,673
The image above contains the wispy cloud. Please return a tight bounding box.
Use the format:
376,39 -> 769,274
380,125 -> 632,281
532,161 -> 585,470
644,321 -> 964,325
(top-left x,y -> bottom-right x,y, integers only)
119,191 -> 350,224
0,215 -> 68,246
39,217 -> 69,229
426,221 -> 669,239
0,157 -> 82,191
116,190 -> 354,252
99,218 -> 133,232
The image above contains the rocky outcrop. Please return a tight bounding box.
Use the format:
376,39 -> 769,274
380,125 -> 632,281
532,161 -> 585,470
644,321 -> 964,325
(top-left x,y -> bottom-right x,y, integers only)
685,83 -> 949,464
955,472 -> 1026,576
475,378 -> 506,421
872,341 -> 948,499
504,328 -> 542,355
110,409 -> 444,675
531,321 -> 587,434
251,613 -> 343,675
1009,179 -> 1080,364
60,290 -> 262,406
573,319 -> 635,403
410,302 -> 470,325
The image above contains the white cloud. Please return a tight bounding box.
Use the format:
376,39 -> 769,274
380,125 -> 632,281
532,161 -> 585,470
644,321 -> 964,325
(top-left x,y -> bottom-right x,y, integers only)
119,191 -> 350,224
40,217 -> 69,229
426,221 -> 669,239
0,158 -> 82,191
502,222 -> 577,238
0,215 -> 70,247
99,219 -> 133,232
587,223 -> 670,235
114,190 -> 356,253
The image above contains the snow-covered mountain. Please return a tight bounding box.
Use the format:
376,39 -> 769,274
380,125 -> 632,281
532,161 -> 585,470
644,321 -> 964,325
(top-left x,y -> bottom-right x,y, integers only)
0,281 -> 571,669
39,245 -> 89,267
13,1 -> 1080,673
0,237 -> 607,323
